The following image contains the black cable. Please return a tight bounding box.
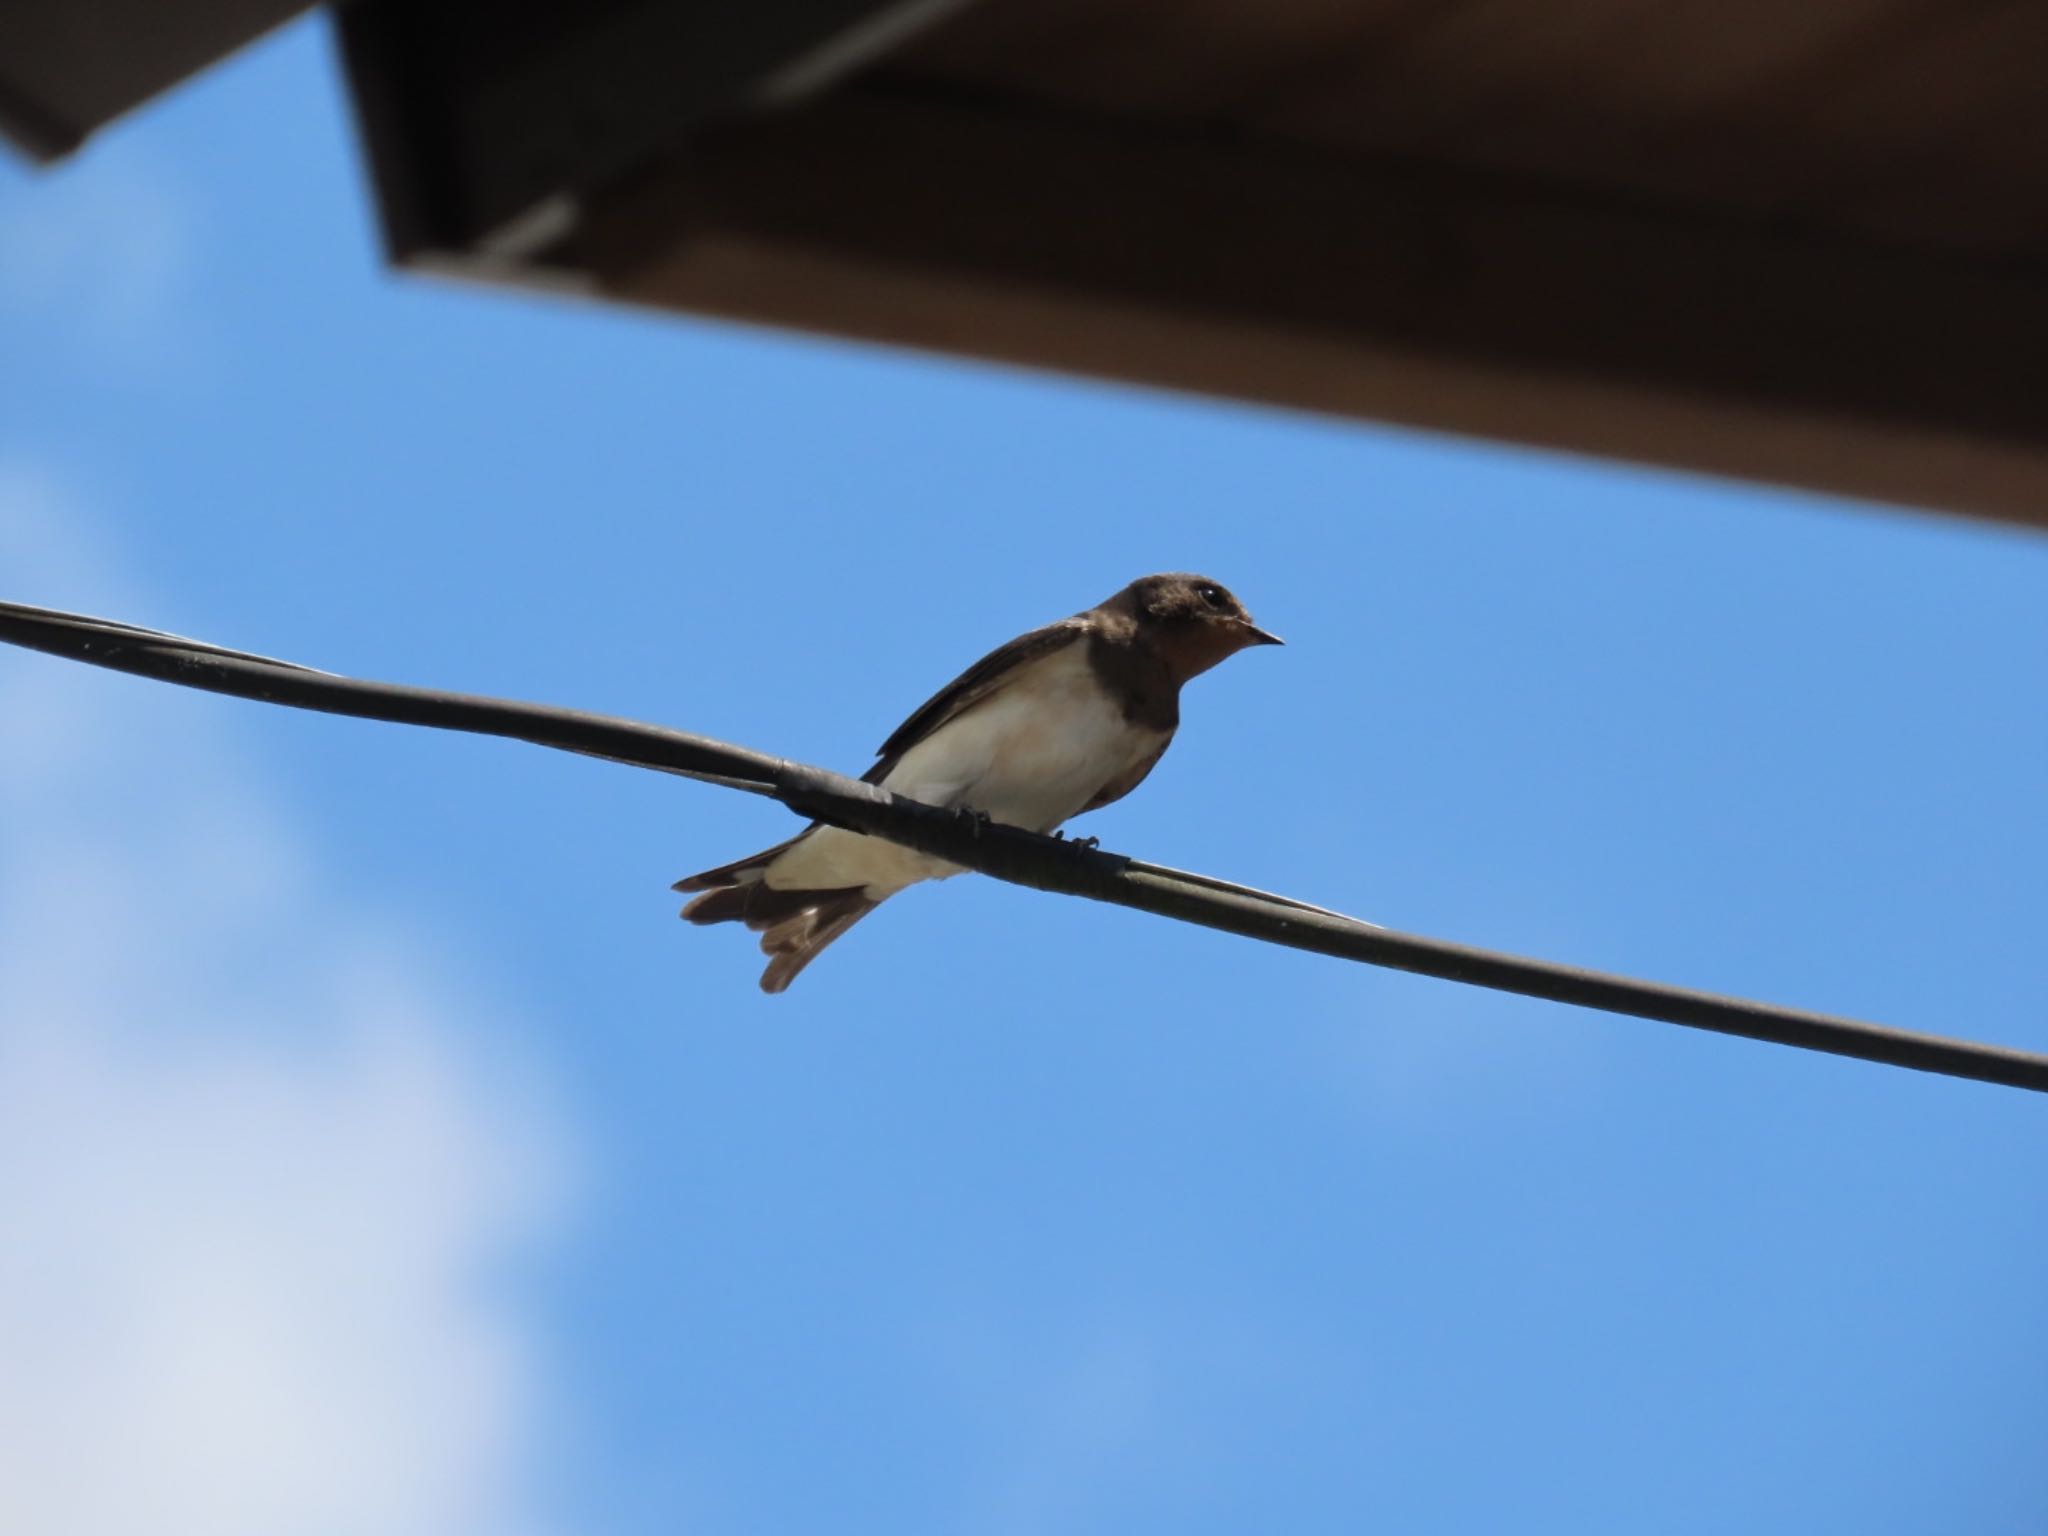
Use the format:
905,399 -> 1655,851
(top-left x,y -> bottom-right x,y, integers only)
4,597 -> 2043,1095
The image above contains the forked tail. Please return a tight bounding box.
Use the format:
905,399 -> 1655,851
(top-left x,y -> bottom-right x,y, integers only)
674,832 -> 879,993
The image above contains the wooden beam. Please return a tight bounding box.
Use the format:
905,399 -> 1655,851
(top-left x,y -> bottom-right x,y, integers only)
0,0 -> 310,161
336,0 -> 980,258
552,84 -> 2048,529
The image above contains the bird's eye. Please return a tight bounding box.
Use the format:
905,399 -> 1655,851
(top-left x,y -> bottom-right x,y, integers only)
1196,584 -> 1229,610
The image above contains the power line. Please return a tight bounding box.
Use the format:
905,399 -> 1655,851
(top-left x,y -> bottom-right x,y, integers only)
4,596 -> 2044,1096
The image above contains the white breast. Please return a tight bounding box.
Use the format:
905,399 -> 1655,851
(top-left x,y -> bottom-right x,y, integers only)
764,644 -> 1167,899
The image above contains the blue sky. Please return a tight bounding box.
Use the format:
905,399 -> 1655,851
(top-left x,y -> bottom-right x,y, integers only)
3,17 -> 2045,1536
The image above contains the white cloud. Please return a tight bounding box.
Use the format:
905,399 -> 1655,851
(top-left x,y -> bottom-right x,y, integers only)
0,466 -> 570,1536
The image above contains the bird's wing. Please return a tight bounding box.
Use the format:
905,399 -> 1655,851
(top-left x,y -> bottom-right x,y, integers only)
864,619 -> 1088,783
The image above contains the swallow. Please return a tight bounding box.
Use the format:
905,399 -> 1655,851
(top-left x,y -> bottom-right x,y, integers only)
674,573 -> 1282,991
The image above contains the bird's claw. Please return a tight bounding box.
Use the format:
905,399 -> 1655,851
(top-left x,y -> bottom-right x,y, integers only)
954,805 -> 992,839
1067,834 -> 1100,851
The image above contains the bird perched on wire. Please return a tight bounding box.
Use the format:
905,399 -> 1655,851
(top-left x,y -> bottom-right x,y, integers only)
675,572 -> 1283,991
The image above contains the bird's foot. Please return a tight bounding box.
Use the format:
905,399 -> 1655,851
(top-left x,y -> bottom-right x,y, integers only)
1064,834 -> 1101,851
954,805 -> 992,839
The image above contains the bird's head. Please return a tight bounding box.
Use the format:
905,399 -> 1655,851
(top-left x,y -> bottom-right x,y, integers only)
1112,572 -> 1283,680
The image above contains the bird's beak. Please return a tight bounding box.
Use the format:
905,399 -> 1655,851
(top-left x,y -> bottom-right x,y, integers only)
1239,620 -> 1285,646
